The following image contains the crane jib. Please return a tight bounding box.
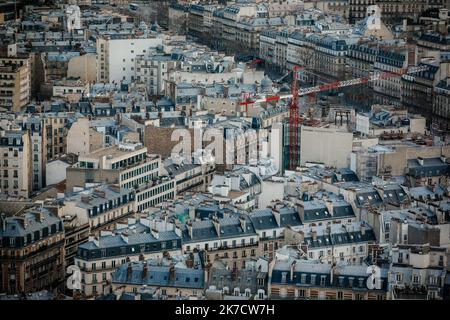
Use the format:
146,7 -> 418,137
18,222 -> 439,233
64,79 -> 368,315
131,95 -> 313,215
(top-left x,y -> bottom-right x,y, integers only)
240,65 -> 429,105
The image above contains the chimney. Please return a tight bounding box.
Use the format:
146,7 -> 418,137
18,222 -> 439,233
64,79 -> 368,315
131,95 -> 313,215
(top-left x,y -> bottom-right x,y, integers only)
142,262 -> 148,279
325,199 -> 334,217
297,203 -> 305,222
204,263 -> 211,285
36,211 -> 45,223
239,215 -> 247,231
189,206 -> 196,220
151,228 -> 159,239
330,262 -> 336,285
89,235 -> 100,247
360,223 -> 366,236
186,253 -> 194,268
126,262 -> 133,278
187,222 -> 194,239
212,216 -> 221,236
417,157 -> 424,166
169,265 -> 176,282
0,214 -> 6,231
311,230 -> 317,241
290,261 -> 296,282
121,232 -> 129,244
174,224 -> 182,237
272,208 -> 281,227
440,155 -> 446,164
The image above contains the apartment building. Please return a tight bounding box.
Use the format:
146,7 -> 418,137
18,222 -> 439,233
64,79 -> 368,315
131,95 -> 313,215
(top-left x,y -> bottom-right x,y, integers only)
135,54 -> 179,96
389,244 -> 447,299
66,142 -> 178,210
52,78 -> 90,102
433,77 -> 450,129
180,215 -> 259,271
164,161 -> 216,194
10,118 -> 45,194
43,113 -> 71,161
0,207 -> 65,294
66,117 -> 104,157
402,58 -> 450,118
60,184 -> 136,235
0,45 -> 32,111
285,222 -> 377,265
0,129 -> 32,198
168,3 -> 189,35
269,259 -> 389,300
75,228 -> 182,297
0,63 -> 30,113
406,156 -> 450,187
134,177 -> 176,212
66,142 -> 159,191
111,261 -> 205,299
96,35 -> 162,83
249,209 -> 286,262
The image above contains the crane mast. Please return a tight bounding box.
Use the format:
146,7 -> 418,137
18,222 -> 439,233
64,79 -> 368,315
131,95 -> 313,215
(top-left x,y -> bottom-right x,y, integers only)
289,66 -> 301,170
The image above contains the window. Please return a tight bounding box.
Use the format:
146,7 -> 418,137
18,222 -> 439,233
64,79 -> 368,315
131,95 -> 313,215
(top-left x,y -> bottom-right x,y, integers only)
298,289 -> 305,298
320,276 -> 326,286
258,290 -> 264,299
301,274 -> 307,284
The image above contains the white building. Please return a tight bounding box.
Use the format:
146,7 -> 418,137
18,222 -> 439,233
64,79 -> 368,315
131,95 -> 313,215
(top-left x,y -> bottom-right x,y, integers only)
300,125 -> 353,168
96,36 -> 163,83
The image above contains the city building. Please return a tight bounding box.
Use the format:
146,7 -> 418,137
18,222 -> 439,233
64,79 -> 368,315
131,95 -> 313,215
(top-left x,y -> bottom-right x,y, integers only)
0,207 -> 65,294
268,259 -> 389,299
75,225 -> 182,296
96,35 -> 163,83
0,129 -> 32,198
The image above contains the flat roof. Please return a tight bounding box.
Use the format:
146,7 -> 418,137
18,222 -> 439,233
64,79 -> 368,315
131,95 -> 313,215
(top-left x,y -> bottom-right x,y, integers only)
80,144 -> 147,161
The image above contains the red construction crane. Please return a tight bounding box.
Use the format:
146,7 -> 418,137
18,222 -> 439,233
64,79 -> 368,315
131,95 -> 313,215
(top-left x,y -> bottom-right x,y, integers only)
289,65 -> 301,170
239,64 -> 429,170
